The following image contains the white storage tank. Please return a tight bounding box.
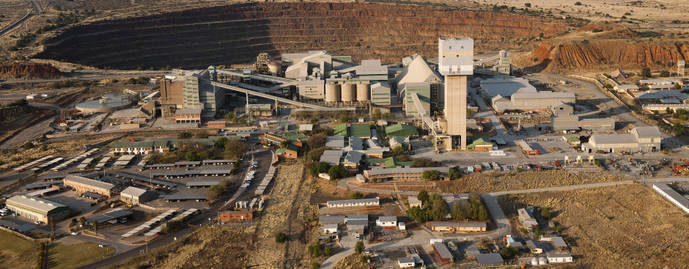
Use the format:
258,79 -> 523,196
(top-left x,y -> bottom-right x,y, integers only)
538,257 -> 548,265
356,82 -> 370,102
325,83 -> 341,103
342,83 -> 356,102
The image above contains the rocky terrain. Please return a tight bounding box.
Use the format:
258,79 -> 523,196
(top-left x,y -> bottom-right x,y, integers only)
35,2 -> 576,69
0,63 -> 61,79
514,25 -> 689,72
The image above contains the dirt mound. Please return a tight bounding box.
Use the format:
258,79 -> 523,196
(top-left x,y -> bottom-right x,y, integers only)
516,39 -> 689,72
36,2 -> 574,69
0,63 -> 61,79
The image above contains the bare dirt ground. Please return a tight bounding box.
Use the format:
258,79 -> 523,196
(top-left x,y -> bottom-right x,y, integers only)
0,0 -> 31,29
111,226 -> 253,268
499,184 -> 689,268
246,162 -> 317,268
477,0 -> 689,26
437,170 -> 629,193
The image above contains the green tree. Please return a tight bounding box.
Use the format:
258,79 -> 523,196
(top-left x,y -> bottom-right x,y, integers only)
324,246 -> 334,256
307,147 -> 326,161
499,246 -> 519,259
309,243 -> 323,257
225,111 -> 236,121
214,137 -> 228,148
417,190 -> 430,205
178,131 -> 192,139
422,170 -> 440,180
451,201 -> 467,220
206,184 -> 226,202
311,262 -> 320,269
328,165 -> 347,179
540,207 -> 552,220
184,151 -> 200,161
352,192 -> 364,199
448,167 -> 462,180
406,206 -> 426,223
641,67 -> 652,78
660,70 -> 670,77
275,232 -> 287,243
354,241 -> 365,254
427,195 -> 448,221
373,108 -> 382,120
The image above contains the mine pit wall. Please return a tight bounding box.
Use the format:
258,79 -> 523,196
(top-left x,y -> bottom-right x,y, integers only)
36,2 -> 574,70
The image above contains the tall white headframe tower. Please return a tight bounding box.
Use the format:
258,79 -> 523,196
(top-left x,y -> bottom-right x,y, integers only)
438,37 -> 473,150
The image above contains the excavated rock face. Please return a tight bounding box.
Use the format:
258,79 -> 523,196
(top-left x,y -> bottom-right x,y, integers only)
518,40 -> 689,72
36,2 -> 573,69
0,63 -> 61,79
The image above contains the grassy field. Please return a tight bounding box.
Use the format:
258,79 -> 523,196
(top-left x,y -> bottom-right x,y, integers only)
499,184 -> 689,268
0,229 -> 37,268
437,170 -> 629,193
47,242 -> 115,269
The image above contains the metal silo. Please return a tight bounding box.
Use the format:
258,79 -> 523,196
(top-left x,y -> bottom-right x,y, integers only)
356,82 -> 370,102
341,82 -> 356,102
325,83 -> 341,103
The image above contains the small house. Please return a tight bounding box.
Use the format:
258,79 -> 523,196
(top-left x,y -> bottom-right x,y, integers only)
322,223 -> 338,234
376,216 -> 397,229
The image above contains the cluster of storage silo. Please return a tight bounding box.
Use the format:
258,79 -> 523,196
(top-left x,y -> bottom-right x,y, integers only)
324,81 -> 371,104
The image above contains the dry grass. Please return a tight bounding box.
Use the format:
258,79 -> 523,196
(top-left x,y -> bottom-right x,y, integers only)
247,162 -> 317,268
334,253 -> 368,269
437,170 -> 629,193
0,134 -> 120,170
500,184 -> 689,268
110,226 -> 253,269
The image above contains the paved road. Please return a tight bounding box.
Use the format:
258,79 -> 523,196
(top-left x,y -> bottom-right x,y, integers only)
0,71 -> 165,85
0,116 -> 54,149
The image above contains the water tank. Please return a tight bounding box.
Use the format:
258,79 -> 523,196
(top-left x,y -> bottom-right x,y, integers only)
356,82 -> 370,102
325,83 -> 341,103
342,83 -> 356,102
531,257 -> 538,266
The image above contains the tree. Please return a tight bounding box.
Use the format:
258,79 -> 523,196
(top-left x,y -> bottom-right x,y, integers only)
328,165 -> 347,180
206,184 -> 226,202
275,232 -> 287,243
184,151 -> 200,161
392,145 -> 406,156
309,243 -> 323,257
427,194 -> 448,221
448,167 -> 462,180
451,201 -> 467,220
324,246 -> 334,256
660,70 -> 670,77
499,246 -> 519,259
224,140 -> 248,159
417,190 -> 430,205
178,131 -> 192,139
574,1 -> 582,5
422,170 -> 440,180
352,192 -> 364,199
214,137 -> 228,149
524,2 -> 531,7
225,111 -> 236,121
311,262 -> 320,269
307,133 -> 328,149
195,130 -> 209,138
540,207 -> 552,220
307,147 -> 326,161
641,67 -> 652,78
411,158 -> 438,167
406,206 -> 426,223
354,241 -> 365,254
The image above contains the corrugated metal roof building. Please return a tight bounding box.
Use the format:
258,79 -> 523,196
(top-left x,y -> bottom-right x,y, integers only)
6,195 -> 69,224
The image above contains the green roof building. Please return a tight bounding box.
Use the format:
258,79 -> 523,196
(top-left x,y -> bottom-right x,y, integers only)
350,124 -> 372,138
334,123 -> 349,137
385,124 -> 419,137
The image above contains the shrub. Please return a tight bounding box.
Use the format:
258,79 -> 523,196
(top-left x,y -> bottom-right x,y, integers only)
354,241 -> 365,254
275,232 -> 287,243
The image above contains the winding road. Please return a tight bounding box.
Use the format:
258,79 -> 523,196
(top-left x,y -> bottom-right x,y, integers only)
0,0 -> 42,37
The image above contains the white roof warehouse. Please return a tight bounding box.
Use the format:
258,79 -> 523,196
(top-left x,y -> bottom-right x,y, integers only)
6,195 -> 69,224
